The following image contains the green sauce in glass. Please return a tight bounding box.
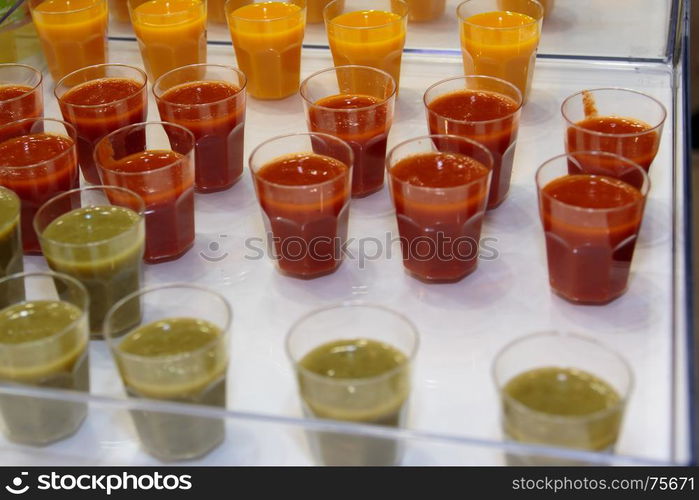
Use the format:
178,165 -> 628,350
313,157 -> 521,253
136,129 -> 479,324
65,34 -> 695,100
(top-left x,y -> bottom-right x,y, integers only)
503,366 -> 623,455
0,187 -> 23,306
0,300 -> 89,445
117,317 -> 227,461
298,338 -> 410,466
41,205 -> 144,335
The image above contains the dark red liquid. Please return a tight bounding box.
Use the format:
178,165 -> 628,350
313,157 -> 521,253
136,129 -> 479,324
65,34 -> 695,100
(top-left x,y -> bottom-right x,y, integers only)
158,81 -> 245,193
0,85 -> 43,142
99,150 -> 195,263
59,78 -> 147,185
390,152 -> 490,282
427,89 -> 519,209
254,153 -> 350,278
566,116 -> 659,172
0,133 -> 78,254
309,94 -> 390,197
540,174 -> 645,304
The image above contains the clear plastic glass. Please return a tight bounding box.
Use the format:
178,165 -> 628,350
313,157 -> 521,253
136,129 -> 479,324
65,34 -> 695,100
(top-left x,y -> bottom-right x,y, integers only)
0,271 -> 89,446
55,63 -> 148,185
562,87 -> 667,173
457,0 -> 543,100
424,75 -> 522,209
286,302 -> 419,465
225,0 -> 306,100
406,0 -> 445,22
324,0 -> 408,88
300,65 -> 396,197
249,132 -> 353,279
0,117 -> 79,255
386,134 -> 493,283
127,0 -> 207,81
0,187 -> 23,295
153,63 -> 247,193
104,283 -> 232,461
94,121 -> 196,264
0,63 -> 43,126
34,185 -> 146,336
28,0 -> 108,81
536,151 -> 650,305
493,331 -> 633,465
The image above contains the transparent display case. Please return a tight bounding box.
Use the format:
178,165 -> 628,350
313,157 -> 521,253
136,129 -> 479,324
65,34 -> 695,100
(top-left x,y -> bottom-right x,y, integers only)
0,0 -> 692,465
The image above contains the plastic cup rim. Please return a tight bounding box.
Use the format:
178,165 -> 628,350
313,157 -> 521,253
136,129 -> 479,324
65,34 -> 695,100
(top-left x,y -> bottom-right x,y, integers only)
0,63 -> 43,106
153,63 -> 247,106
0,118 -> 77,170
324,0 -> 409,28
457,0 -> 544,28
54,63 -> 148,110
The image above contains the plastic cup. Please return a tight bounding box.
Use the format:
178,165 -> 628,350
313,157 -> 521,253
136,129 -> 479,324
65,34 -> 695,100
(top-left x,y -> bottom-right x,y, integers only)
94,121 -> 196,264
249,132 -> 353,279
457,0 -> 543,100
0,271 -> 89,445
562,88 -> 667,173
300,65 -> 396,197
0,63 -> 43,128
536,151 -> 650,304
0,117 -> 79,255
55,63 -> 149,186
104,283 -> 232,461
493,331 -> 632,464
387,134 -> 494,282
225,0 -> 306,100
286,302 -> 418,465
154,63 -> 247,193
324,0 -> 408,89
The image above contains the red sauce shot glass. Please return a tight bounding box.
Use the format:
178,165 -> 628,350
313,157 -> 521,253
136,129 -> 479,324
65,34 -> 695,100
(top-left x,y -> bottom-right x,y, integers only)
536,151 -> 650,305
0,64 -> 43,140
0,118 -> 79,255
55,64 -> 149,186
562,88 -> 666,173
94,121 -> 196,264
154,63 -> 247,193
250,132 -> 353,279
424,75 -> 522,210
387,134 -> 494,283
300,65 -> 396,198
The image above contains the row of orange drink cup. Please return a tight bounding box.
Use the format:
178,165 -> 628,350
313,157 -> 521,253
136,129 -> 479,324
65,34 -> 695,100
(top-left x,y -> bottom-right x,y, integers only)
26,0 -> 550,101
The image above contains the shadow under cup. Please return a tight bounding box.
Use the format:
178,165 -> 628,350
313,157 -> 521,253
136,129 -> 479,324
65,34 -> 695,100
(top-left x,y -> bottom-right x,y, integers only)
104,284 -> 232,461
0,271 -> 89,446
286,303 -> 418,466
536,151 -> 650,305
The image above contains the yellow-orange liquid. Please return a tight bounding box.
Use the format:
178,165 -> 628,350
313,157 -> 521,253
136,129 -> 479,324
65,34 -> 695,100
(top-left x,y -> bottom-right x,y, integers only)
208,0 -> 249,23
460,10 -> 540,100
31,0 -> 108,81
130,0 -> 207,81
326,10 -> 406,89
108,0 -> 131,22
227,2 -> 305,100
307,0 -> 330,23
406,0 -> 445,22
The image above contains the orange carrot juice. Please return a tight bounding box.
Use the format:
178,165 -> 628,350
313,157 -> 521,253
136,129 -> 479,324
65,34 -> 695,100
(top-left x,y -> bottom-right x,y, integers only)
325,3 -> 408,88
208,0 -> 249,23
458,0 -> 542,100
129,0 -> 207,81
226,1 -> 306,100
29,0 -> 108,81
307,0 -> 330,23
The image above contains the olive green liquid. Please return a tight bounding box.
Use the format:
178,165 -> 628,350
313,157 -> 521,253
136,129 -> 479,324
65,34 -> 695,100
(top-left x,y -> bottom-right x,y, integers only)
118,318 -> 226,461
0,188 -> 23,306
0,300 -> 89,445
299,338 -> 409,466
502,367 -> 623,465
42,205 -> 144,335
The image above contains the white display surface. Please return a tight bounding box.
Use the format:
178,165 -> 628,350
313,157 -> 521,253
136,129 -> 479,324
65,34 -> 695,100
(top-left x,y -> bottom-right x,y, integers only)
0,36 -> 685,465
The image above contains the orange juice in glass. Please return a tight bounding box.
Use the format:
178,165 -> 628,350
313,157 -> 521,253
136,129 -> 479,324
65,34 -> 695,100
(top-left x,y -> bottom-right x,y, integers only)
406,0 -> 445,22
128,0 -> 207,81
28,0 -> 108,82
324,0 -> 408,90
108,0 -> 131,22
226,0 -> 306,100
458,0 -> 543,101
307,0 -> 330,23
209,0 -> 249,23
